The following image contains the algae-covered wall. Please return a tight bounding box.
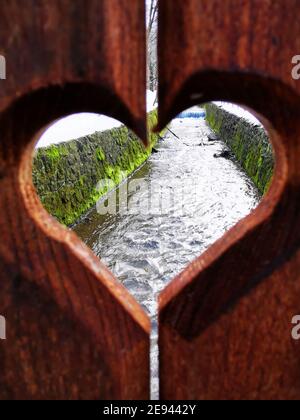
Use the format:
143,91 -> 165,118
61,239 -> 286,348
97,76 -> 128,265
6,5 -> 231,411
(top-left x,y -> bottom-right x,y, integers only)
205,104 -> 274,195
33,111 -> 160,226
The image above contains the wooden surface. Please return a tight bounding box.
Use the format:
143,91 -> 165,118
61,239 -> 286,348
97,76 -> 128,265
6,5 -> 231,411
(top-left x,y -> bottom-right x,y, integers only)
158,0 -> 300,400
0,0 -> 150,400
1,0 -> 300,401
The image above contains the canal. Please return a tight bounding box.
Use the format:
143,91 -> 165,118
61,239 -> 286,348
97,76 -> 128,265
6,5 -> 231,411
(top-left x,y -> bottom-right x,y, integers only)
73,111 -> 260,398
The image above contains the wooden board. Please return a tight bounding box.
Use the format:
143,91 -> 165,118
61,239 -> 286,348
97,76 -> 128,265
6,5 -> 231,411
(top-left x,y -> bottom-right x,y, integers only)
0,0 -> 150,400
2,0 -> 300,401
158,0 -> 300,400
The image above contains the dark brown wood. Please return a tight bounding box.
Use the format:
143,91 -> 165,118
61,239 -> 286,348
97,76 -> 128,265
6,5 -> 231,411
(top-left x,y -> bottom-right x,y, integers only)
0,0 -> 150,400
158,0 -> 300,400
2,0 -> 300,401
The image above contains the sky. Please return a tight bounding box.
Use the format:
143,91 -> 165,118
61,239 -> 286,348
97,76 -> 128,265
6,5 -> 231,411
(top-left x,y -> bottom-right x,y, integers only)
214,102 -> 262,126
36,90 -> 157,148
36,94 -> 262,149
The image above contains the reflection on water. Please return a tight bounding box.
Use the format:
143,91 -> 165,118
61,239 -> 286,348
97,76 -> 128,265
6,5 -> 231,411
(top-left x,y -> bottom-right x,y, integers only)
73,114 -> 260,399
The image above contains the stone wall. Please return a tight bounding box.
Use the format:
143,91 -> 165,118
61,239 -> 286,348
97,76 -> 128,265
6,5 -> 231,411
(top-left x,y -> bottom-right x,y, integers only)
205,103 -> 274,194
33,111 -> 160,226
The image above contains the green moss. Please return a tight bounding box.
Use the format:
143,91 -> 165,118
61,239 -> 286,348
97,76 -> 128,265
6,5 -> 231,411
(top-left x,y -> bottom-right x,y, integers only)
205,103 -> 274,195
45,144 -> 69,162
96,147 -> 106,162
45,145 -> 60,161
79,175 -> 86,187
33,110 -> 161,226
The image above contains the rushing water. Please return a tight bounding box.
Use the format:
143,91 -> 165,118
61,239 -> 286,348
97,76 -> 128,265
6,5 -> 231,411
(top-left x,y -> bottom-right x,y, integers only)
73,113 -> 260,399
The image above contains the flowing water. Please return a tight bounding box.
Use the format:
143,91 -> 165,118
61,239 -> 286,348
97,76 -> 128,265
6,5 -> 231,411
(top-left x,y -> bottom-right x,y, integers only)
73,113 -> 260,399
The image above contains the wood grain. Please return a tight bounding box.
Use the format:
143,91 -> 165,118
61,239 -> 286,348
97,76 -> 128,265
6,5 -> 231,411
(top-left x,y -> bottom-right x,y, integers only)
1,0 -> 300,401
0,0 -> 150,400
158,0 -> 300,400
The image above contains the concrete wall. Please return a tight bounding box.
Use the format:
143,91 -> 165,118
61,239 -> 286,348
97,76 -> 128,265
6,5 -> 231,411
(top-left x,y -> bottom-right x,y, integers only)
205,103 -> 274,194
33,111 -> 159,226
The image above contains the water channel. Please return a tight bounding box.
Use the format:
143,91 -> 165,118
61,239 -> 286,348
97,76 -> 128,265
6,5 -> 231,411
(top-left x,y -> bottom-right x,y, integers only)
73,112 -> 260,399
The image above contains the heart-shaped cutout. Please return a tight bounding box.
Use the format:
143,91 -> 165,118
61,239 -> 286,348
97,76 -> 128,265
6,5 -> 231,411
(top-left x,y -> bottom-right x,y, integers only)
32,101 -> 273,399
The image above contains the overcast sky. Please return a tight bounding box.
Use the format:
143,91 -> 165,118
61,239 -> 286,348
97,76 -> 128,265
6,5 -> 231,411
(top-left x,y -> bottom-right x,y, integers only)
36,90 -> 157,148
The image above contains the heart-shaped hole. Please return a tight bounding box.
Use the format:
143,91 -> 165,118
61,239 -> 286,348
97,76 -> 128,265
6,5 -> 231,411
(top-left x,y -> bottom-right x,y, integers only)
32,100 -> 274,399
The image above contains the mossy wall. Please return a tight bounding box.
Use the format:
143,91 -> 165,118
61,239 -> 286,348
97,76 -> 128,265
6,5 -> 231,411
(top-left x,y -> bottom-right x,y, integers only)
205,103 -> 274,195
33,111 -> 160,226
